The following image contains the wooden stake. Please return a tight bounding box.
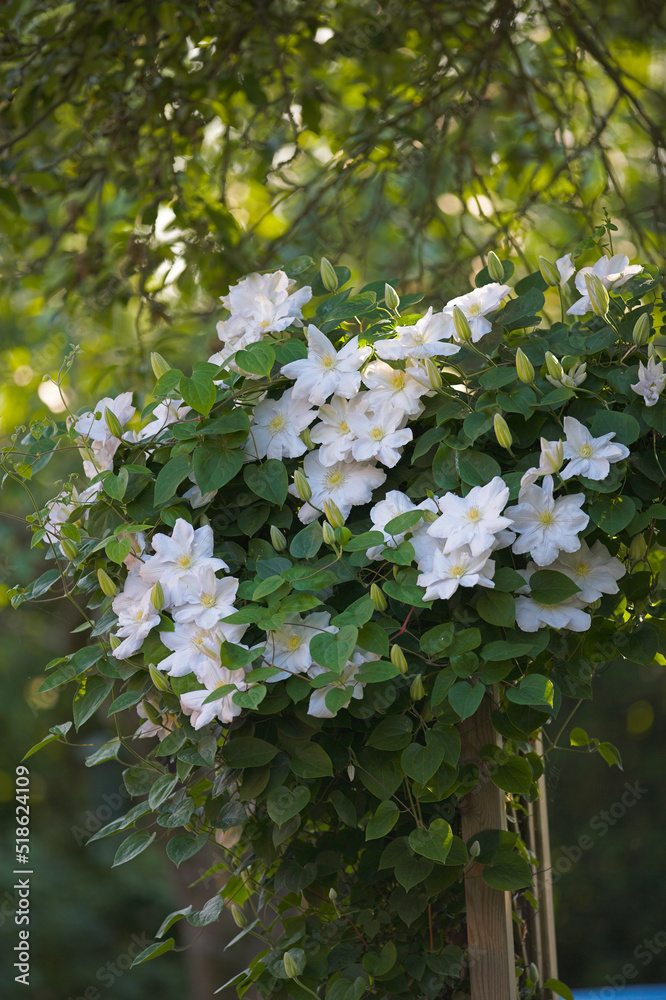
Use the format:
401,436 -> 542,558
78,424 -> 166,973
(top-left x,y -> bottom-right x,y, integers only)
459,690 -> 518,1000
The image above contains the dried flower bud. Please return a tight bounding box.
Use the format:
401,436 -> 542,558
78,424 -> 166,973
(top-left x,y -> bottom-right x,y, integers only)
104,406 -> 124,439
487,251 -> 505,282
538,256 -> 561,287
150,352 -> 171,379
370,583 -> 387,611
323,499 -> 345,528
150,581 -> 165,611
390,644 -> 408,675
452,305 -> 472,342
515,347 -> 535,384
409,673 -> 425,700
270,525 -> 287,552
97,568 -> 117,597
585,273 -> 610,317
320,257 -> 338,292
494,413 -> 513,450
293,469 -> 312,501
230,904 -> 247,929
545,351 -> 564,381
425,358 -> 442,390
384,283 -> 400,310
632,313 -> 651,346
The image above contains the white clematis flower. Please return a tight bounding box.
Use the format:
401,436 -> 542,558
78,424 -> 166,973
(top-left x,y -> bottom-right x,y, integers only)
136,400 -> 190,441
631,357 -> 666,407
506,482 -> 588,566
428,476 -> 512,556
111,571 -> 160,659
374,307 -> 459,360
310,395 -> 361,466
441,282 -> 511,342
179,662 -> 247,729
515,595 -> 591,633
257,612 -> 336,682
520,438 -> 564,491
362,360 -> 431,416
556,253 -> 575,285
140,519 -> 228,604
182,473 -> 218,509
281,325 -> 371,405
560,416 -> 629,481
244,387 -> 316,461
546,361 -> 587,390
73,391 -> 135,443
158,622 -> 246,678
350,405 -> 413,467
367,490 -> 438,560
417,545 -> 495,602
306,649 -> 371,718
291,450 -> 387,524
547,540 -> 625,603
172,567 -> 240,629
567,254 -> 643,315
217,271 -> 312,347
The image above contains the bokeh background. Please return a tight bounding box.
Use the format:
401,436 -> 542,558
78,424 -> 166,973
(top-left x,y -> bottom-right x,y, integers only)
2,1 -> 666,996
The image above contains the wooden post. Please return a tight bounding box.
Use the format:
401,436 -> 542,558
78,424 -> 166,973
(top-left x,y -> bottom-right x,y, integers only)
532,751 -> 559,994
459,690 -> 518,1000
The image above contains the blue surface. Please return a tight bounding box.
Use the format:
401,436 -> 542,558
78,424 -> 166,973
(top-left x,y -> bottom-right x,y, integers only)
574,988 -> 666,999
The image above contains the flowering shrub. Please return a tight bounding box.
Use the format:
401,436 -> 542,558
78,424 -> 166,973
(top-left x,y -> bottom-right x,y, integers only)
5,223 -> 666,998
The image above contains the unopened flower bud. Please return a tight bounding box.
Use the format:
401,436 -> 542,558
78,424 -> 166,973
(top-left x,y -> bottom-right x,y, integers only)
538,256 -> 561,287
487,251 -> 504,282
425,358 -> 442,390
629,535 -> 647,561
230,904 -> 247,929
545,351 -> 564,381
515,347 -> 535,384
410,673 -> 425,700
293,469 -> 312,501
109,633 -> 121,651
585,273 -> 609,317
347,763 -> 355,781
328,887 -> 338,902
324,499 -> 345,528
588,598 -> 601,611
370,583 -> 387,611
421,508 -> 439,523
151,581 -> 165,611
528,963 -> 539,984
322,521 -> 336,545
320,257 -> 338,292
150,352 -> 171,379
452,306 -> 472,343
494,413 -> 513,450
469,839 -> 481,858
149,664 -> 171,692
284,951 -> 300,979
384,283 -> 400,310
270,525 -> 287,552
60,537 -> 79,560
632,313 -> 651,346
390,644 -> 408,675
199,514 -> 211,527
104,407 -> 124,439
97,568 -> 117,597
335,526 -> 352,545
541,438 -> 564,475
299,426 -> 314,450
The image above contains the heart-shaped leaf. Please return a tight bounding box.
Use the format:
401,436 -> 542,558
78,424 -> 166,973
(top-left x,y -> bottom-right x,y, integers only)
266,785 -> 311,825
408,819 -> 453,863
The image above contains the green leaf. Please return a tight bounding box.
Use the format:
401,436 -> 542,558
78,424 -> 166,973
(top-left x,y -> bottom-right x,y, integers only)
253,575 -> 285,600
243,460 -> 288,505
342,530 -> 386,551
154,454 -> 193,505
366,715 -> 413,751
166,832 -> 209,867
180,369 -> 216,415
103,466 -> 129,501
22,733 -> 59,760
289,520 -> 323,558
598,740 -> 623,769
148,773 -> 178,809
112,830 -> 156,867
266,785 -> 311,824
457,450 -> 501,487
192,442 -> 244,492
432,444 -> 459,490
589,494 -> 636,535
493,566 -> 529,592
365,800 -> 400,840
570,726 -> 590,746
382,580 -> 430,607
408,819 -> 453,863
420,623 -> 454,656
384,509 -> 424,535
107,690 -> 142,715
490,754 -> 534,793
356,660 -> 399,683
482,850 -> 532,890
448,682 -> 485,721
235,342 -> 275,377
590,409 -> 641,445
482,639 -> 533,661
529,570 -> 581,605
106,537 -> 132,564
476,590 -> 515,627
395,855 -> 433,892
131,938 -> 175,967
73,676 -> 114,730
496,384 -> 537,418
430,668 -> 456,708
331,595 -> 375,627
401,742 -> 445,785
543,979 -> 574,1000
382,540 -> 415,565
479,368 -> 517,390
310,626 -> 358,672
506,674 -> 554,708
223,737 -> 278,768
290,743 -> 333,779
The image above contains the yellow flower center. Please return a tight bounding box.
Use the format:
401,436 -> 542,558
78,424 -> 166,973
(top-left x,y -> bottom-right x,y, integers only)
202,593 -> 217,607
467,506 -> 481,522
321,355 -> 335,368
339,421 -> 350,434
391,371 -> 406,389
539,510 -> 553,525
286,635 -> 302,651
579,444 -> 592,458
268,414 -> 286,431
576,562 -> 589,576
260,319 -> 271,329
450,564 -> 465,577
467,303 -> 481,316
413,333 -> 424,344
133,609 -> 145,622
324,469 -> 346,489
371,426 -> 384,440
177,554 -> 192,567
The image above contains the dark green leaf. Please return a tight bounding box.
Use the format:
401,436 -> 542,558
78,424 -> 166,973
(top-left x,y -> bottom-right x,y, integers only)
243,460 -> 288,505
